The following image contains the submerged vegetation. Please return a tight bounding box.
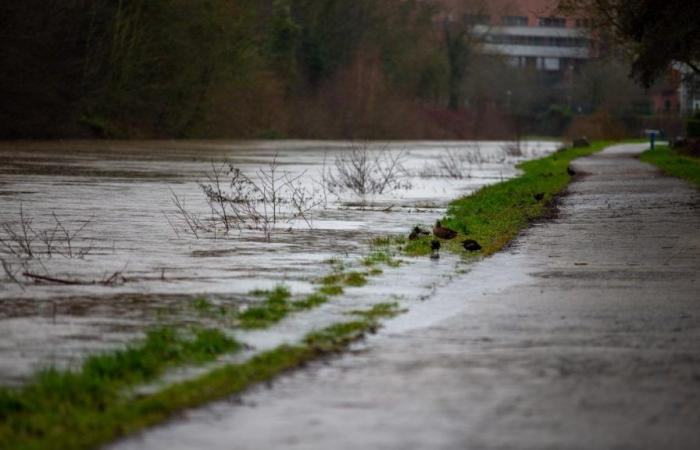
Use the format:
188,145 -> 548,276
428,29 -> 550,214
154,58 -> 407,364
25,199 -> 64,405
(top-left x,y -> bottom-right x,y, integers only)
238,285 -> 338,329
404,141 -> 611,256
640,145 -> 700,188
0,303 -> 402,450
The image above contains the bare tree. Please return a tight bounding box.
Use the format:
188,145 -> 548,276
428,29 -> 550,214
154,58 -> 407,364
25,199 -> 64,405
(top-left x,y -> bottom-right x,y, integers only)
324,145 -> 412,198
0,205 -> 95,260
175,155 -> 323,241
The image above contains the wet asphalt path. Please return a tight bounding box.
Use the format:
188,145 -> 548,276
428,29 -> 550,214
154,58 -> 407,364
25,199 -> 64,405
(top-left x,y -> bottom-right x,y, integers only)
114,144 -> 700,450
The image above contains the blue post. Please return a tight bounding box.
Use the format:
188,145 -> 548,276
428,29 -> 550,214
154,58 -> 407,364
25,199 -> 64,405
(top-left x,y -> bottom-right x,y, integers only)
646,129 -> 659,150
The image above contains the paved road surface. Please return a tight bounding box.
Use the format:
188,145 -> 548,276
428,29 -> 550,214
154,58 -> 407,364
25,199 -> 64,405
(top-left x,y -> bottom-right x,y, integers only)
115,144 -> 700,450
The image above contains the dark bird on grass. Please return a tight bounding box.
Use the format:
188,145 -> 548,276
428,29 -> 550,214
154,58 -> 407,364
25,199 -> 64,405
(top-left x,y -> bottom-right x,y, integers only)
408,225 -> 430,241
433,220 -> 457,240
430,239 -> 441,259
534,192 -> 544,201
567,166 -> 576,176
462,239 -> 482,252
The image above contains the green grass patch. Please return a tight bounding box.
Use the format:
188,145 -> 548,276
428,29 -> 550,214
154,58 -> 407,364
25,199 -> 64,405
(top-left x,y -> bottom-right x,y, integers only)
291,293 -> 329,310
238,285 -> 292,329
318,284 -> 344,296
0,327 -> 241,449
362,250 -> 401,268
348,302 -> 405,321
371,235 -> 405,248
318,273 -> 343,286
344,271 -> 368,287
317,271 -> 368,288
640,145 -> 700,188
0,304 -> 402,450
405,141 -> 611,257
191,297 -> 214,313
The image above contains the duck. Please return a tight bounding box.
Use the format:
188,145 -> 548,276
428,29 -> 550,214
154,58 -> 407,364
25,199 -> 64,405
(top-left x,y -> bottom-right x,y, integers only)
567,166 -> 576,176
408,225 -> 430,241
430,239 -> 441,259
462,239 -> 482,252
433,220 -> 457,240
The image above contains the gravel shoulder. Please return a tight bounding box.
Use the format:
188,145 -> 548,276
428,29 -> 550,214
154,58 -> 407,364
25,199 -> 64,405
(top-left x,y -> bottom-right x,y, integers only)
114,143 -> 700,450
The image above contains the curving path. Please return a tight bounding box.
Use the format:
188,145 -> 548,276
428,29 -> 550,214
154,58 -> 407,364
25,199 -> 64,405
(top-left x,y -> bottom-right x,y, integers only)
114,144 -> 700,450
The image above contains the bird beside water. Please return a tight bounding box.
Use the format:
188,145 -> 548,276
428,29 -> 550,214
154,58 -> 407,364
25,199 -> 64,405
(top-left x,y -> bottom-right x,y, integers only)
462,239 -> 482,252
408,226 -> 430,241
430,239 -> 441,259
433,220 -> 457,240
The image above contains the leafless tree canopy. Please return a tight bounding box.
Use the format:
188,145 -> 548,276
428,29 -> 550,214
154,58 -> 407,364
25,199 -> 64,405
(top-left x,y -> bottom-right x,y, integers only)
324,145 -> 412,197
169,155 -> 322,241
0,205 -> 95,260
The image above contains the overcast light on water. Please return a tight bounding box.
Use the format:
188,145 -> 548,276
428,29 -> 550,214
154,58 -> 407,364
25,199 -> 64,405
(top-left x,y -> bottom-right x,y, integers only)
0,140 -> 558,384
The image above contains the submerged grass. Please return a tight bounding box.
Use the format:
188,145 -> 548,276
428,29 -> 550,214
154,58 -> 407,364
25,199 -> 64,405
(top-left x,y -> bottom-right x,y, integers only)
239,286 -> 335,329
640,145 -> 700,188
238,285 -> 293,329
317,270 -> 368,288
405,141 -> 611,256
0,327 -> 241,448
344,271 -> 368,287
318,284 -> 344,296
0,303 -> 402,450
362,249 -> 401,268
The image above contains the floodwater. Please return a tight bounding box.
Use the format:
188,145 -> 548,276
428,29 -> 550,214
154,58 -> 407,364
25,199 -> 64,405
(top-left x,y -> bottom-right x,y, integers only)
108,144 -> 700,450
0,140 -> 558,385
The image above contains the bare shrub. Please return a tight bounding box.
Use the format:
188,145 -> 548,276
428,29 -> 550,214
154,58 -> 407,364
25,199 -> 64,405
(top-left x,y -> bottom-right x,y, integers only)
0,257 -> 26,289
165,189 -> 211,239
172,155 -> 322,241
501,142 -> 523,157
324,145 -> 412,198
0,205 -> 95,260
420,144 -> 496,179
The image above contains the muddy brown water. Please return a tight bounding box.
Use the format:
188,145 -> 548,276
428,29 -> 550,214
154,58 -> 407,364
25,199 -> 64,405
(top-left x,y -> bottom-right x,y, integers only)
0,140 -> 558,385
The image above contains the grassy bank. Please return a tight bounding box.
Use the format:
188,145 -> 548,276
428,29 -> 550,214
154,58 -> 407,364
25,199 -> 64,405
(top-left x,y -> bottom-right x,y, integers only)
405,141 -> 612,256
0,304 -> 402,450
640,145 -> 700,188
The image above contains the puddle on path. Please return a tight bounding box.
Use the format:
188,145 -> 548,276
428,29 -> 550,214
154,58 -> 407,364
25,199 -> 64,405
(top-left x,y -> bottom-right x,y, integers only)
0,140 -> 558,385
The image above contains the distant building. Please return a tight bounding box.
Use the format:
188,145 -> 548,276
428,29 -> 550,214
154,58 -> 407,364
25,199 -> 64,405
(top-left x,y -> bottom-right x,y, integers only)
438,0 -> 594,76
678,65 -> 700,115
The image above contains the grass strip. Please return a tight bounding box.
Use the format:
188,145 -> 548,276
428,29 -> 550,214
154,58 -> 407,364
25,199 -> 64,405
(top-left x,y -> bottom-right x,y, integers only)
640,145 -> 700,188
404,141 -> 611,256
0,303 -> 402,450
238,286 -> 338,329
0,327 -> 240,448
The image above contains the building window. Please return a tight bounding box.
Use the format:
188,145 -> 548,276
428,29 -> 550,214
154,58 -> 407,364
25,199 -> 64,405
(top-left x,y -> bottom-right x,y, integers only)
501,15 -> 528,26
465,14 -> 491,25
539,16 -> 567,27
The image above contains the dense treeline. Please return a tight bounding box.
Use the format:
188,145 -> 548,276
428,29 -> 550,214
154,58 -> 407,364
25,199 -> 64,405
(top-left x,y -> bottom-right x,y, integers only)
1,0 -> 465,139
0,0 -> 663,140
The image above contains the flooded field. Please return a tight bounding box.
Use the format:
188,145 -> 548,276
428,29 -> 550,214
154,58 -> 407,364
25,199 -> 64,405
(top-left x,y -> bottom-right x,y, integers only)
0,140 -> 558,385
